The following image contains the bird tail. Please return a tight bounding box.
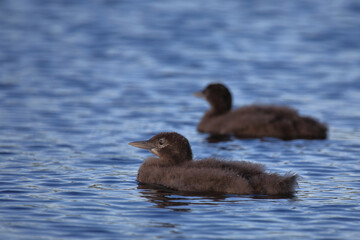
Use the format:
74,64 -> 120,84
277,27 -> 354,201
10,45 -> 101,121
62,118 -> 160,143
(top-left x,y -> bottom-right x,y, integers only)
252,172 -> 298,196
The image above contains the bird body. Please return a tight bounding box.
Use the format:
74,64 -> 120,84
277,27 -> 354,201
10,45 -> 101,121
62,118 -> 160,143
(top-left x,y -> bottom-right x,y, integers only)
130,132 -> 297,196
195,84 -> 327,140
138,157 -> 296,195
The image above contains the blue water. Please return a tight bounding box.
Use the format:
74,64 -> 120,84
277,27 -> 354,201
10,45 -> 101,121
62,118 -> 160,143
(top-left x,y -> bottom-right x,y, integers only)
1,0 -> 360,239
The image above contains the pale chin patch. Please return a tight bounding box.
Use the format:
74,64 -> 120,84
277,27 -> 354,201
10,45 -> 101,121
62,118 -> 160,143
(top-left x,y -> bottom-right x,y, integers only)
150,148 -> 160,157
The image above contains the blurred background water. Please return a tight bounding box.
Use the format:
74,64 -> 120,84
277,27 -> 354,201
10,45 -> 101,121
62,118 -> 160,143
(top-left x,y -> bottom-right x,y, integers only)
0,0 -> 360,239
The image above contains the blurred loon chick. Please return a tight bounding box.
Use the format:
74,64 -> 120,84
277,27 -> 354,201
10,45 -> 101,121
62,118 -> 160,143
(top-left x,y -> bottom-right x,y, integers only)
194,83 -> 327,140
129,132 -> 298,196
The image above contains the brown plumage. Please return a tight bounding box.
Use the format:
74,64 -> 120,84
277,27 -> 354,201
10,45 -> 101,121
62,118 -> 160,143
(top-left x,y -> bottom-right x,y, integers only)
194,83 -> 327,140
129,132 -> 298,196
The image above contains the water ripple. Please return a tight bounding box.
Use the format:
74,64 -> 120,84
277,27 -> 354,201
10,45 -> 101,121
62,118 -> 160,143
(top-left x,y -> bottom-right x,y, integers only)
1,0 -> 360,239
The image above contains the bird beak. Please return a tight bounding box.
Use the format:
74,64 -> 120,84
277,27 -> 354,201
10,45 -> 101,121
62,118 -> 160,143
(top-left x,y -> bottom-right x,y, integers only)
193,91 -> 205,98
129,140 -> 154,150
129,140 -> 160,157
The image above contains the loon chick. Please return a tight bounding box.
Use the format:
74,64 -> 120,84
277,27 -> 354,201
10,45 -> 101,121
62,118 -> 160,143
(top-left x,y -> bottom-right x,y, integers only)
129,132 -> 298,196
194,83 -> 327,140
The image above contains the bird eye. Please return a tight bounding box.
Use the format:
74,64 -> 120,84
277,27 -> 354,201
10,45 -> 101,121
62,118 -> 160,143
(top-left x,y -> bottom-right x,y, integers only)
159,139 -> 164,145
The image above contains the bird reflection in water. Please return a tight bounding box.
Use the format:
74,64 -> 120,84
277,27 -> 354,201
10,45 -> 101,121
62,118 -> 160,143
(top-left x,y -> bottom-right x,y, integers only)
137,183 -> 227,212
137,183 -> 296,212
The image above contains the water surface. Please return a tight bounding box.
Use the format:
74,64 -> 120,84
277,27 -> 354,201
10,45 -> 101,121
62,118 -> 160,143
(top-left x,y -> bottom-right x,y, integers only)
1,0 -> 360,239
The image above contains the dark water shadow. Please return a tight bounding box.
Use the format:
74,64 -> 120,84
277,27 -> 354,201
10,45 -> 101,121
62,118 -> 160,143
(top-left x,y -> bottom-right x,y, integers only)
204,133 -> 324,143
204,134 -> 280,143
137,183 -> 296,212
205,134 -> 233,143
137,183 -> 227,212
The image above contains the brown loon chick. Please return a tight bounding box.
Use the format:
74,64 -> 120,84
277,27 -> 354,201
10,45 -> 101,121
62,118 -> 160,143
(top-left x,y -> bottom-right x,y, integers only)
129,132 -> 298,196
194,83 -> 328,140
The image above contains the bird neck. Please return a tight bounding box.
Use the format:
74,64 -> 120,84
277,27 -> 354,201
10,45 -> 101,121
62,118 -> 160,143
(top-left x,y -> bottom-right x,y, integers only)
158,150 -> 193,166
208,99 -> 232,116
207,105 -> 231,117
